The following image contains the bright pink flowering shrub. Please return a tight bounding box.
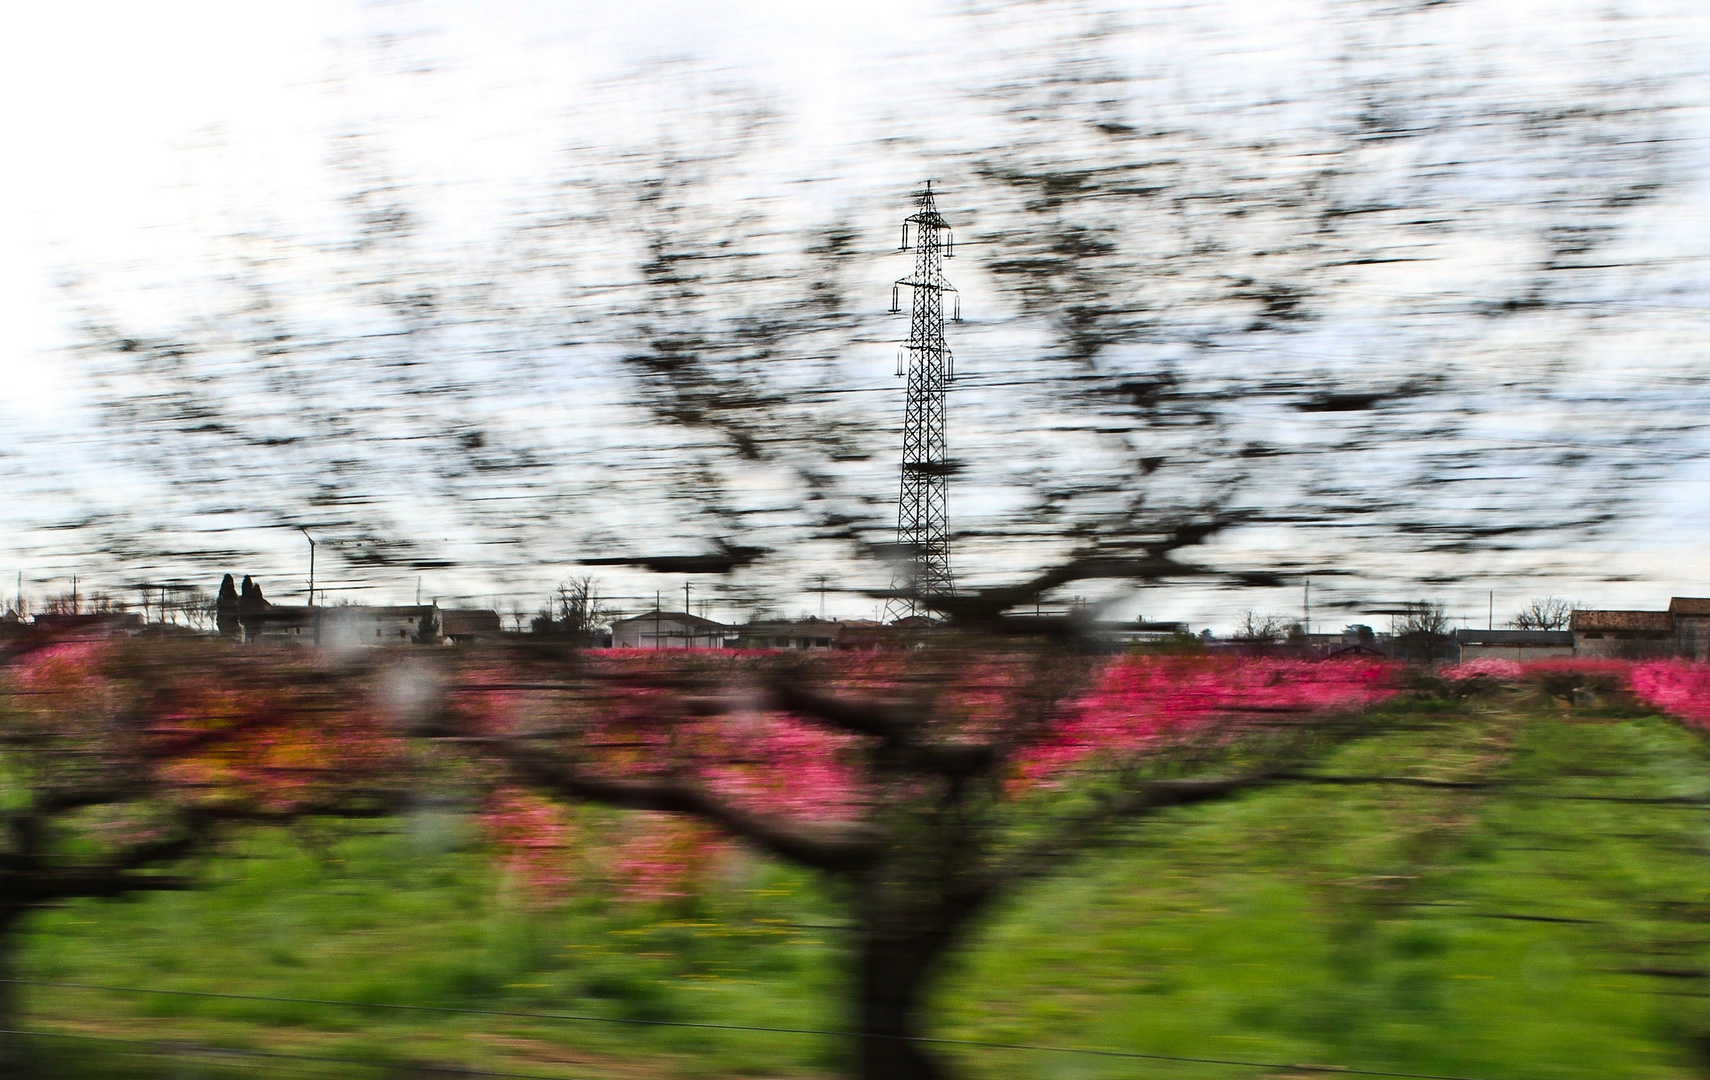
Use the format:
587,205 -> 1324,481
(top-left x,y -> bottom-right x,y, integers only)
1415,657 -> 1710,726
1015,655 -> 1396,783
1440,658 -> 1523,682
1629,661 -> 1710,726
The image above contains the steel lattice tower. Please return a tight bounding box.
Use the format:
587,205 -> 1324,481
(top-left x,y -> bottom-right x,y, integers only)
886,183 -> 960,622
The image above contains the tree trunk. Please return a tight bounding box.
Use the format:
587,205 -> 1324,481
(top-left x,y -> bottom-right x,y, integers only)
855,922 -> 950,1080
0,918 -> 21,1071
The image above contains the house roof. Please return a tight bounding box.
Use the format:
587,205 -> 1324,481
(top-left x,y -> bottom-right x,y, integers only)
1326,643 -> 1387,658
242,606 -> 316,626
245,605 -> 436,625
1670,597 -> 1710,616
321,605 -> 436,618
1570,609 -> 1673,632
1455,629 -> 1573,646
610,610 -> 730,630
736,619 -> 846,637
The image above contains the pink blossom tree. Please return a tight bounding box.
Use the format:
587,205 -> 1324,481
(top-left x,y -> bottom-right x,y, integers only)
458,644 -> 1394,1080
0,637 -> 416,1064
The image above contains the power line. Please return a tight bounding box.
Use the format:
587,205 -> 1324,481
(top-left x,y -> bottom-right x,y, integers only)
0,1028 -> 577,1079
7,979 -> 1508,1079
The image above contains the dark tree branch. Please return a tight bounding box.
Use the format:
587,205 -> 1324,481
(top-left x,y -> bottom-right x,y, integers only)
16,869 -> 193,904
1274,771 -> 1487,790
498,742 -> 878,872
761,681 -> 917,740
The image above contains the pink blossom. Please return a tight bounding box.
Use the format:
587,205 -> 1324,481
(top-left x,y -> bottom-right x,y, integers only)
1441,658 -> 1523,682
479,787 -> 578,900
1016,655 -> 1397,782
1629,661 -> 1710,726
611,814 -> 723,902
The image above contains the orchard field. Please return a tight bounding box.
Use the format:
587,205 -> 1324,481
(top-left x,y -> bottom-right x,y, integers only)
8,654 -> 1710,1079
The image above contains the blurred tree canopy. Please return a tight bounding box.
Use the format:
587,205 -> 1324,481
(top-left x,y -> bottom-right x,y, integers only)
53,0 -> 1707,616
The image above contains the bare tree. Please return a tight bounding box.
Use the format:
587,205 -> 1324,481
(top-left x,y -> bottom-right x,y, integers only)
1512,596 -> 1579,631
57,2 -> 1703,610
1233,611 -> 1289,643
1390,600 -> 1450,638
532,576 -> 616,644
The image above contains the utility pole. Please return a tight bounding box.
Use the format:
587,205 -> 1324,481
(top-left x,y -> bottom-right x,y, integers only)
1304,579 -> 1311,639
684,581 -> 692,648
300,528 -> 316,607
886,182 -> 961,623
1488,590 -> 1494,631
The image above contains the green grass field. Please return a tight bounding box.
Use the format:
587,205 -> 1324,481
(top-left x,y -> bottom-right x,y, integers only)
14,690 -> 1710,1078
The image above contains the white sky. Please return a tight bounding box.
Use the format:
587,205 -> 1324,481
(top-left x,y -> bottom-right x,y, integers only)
3,0 -> 1709,631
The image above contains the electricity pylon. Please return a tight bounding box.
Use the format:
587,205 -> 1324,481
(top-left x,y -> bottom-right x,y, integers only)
886,182 -> 960,622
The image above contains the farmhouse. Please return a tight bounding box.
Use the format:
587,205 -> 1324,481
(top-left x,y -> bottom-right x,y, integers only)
1670,597 -> 1710,661
1570,608 -> 1674,659
609,610 -> 734,649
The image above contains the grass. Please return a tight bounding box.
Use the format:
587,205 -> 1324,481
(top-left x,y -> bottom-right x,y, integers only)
14,692 -> 1710,1078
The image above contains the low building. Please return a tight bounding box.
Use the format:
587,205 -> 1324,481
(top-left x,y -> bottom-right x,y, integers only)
1455,629 -> 1574,662
1670,597 -> 1710,661
441,608 -> 502,644
31,612 -> 145,638
729,617 -> 847,650
610,610 -> 733,649
241,604 -> 441,646
239,605 -> 316,643
1570,609 -> 1674,659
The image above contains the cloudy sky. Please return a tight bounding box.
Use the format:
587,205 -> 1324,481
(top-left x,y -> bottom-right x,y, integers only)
3,0 -> 1709,631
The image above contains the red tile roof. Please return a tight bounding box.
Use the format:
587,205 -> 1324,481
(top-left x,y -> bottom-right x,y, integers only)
1570,609 -> 1673,632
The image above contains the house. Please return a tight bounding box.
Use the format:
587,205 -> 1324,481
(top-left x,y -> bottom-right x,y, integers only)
1670,597 -> 1710,661
609,610 -> 733,649
238,605 -> 317,643
729,617 -> 846,650
1325,642 -> 1388,660
1570,609 -> 1674,658
441,608 -> 502,644
323,605 -> 441,646
1455,629 -> 1574,662
1095,620 -> 1193,649
241,604 -> 441,646
30,612 -> 144,638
